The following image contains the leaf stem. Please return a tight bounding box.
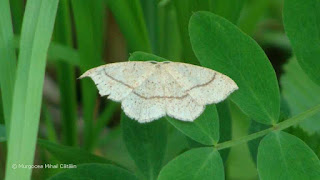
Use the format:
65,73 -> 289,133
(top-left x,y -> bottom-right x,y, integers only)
215,104 -> 320,150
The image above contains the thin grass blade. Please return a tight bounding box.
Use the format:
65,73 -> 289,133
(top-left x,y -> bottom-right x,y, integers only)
5,0 -> 59,179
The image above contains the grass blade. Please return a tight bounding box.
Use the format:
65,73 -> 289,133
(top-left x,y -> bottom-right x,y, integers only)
54,0 -> 77,146
71,0 -> 105,150
5,0 -> 59,179
211,0 -> 245,24
140,0 -> 158,53
9,0 -> 24,34
107,0 -> 151,52
42,104 -> 58,143
14,36 -> 81,66
238,0 -> 269,35
158,1 -> 182,60
0,0 -> 17,134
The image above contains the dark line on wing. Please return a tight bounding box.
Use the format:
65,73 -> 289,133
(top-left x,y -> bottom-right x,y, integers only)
103,69 -> 216,100
103,69 -> 134,89
185,73 -> 216,93
133,93 -> 189,100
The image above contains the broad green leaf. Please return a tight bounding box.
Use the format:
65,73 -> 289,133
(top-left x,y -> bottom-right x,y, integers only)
107,0 -> 151,52
38,139 -> 114,165
121,114 -> 167,180
189,11 -> 280,124
287,127 -> 320,158
5,0 -> 59,179
49,163 -> 138,180
183,101 -> 232,163
158,147 -> 224,180
0,124 -> 5,142
163,124 -> 189,165
283,0 -> 320,86
247,120 -> 269,165
248,98 -> 290,165
257,131 -> 320,180
281,58 -> 320,134
0,0 -> 17,130
167,104 -> 219,145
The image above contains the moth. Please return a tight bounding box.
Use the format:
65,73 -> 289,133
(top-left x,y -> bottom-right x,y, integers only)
80,61 -> 238,123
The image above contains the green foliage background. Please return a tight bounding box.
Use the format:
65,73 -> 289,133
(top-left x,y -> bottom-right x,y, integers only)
0,0 -> 320,179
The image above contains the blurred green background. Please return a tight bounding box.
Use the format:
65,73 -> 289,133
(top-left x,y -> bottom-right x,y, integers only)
1,0 -> 319,179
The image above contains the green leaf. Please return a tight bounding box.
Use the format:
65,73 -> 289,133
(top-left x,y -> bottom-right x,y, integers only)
183,101 -> 232,155
14,36 -> 81,66
158,147 -> 224,180
163,124 -> 189,165
0,0 -> 17,130
107,0 -> 151,52
287,126 -> 320,158
281,58 -> 320,134
129,51 -> 167,62
38,139 -> 114,165
189,11 -> 280,124
283,0 -> 320,86
49,163 -> 138,180
0,124 -> 5,142
217,100 -> 232,162
121,114 -> 167,180
10,0 -> 24,34
140,0 -> 158,53
167,104 -> 219,145
54,0 -> 77,146
248,98 -> 290,165
71,0 -> 104,150
257,131 -> 320,180
238,0 -> 269,35
211,0 -> 245,24
172,0 -> 244,64
101,126 -> 137,171
42,105 -> 58,143
5,0 -> 59,179
172,0 -> 211,65
247,120 -> 270,165
92,101 -> 120,148
158,2 -> 182,60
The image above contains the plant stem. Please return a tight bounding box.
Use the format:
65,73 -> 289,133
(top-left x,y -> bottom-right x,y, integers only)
215,104 -> 320,150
